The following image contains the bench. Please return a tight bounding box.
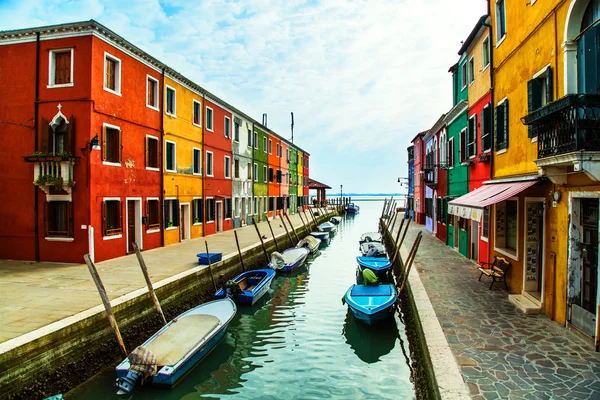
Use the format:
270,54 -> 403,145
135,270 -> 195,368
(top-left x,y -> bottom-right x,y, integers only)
478,256 -> 510,290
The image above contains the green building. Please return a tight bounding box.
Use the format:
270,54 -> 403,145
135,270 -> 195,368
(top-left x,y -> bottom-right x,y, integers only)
253,125 -> 269,221
288,146 -> 298,214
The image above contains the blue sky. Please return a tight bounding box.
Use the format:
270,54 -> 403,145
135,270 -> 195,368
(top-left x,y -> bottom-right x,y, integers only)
0,0 -> 487,194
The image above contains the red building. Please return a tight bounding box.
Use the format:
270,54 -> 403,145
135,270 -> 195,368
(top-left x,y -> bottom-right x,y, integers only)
280,140 -> 290,214
427,117 -> 448,243
303,153 -> 309,209
411,131 -> 426,224
0,21 -> 162,263
203,97 -> 233,234
267,133 -> 281,218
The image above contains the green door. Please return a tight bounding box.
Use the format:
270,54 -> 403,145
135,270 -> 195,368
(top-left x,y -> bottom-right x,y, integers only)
459,227 -> 469,258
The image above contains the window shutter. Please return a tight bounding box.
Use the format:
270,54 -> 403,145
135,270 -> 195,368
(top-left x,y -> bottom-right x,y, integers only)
164,200 -> 169,228
527,80 -> 534,138
494,105 -> 500,147
145,200 -> 150,230
118,200 -> 122,232
118,129 -> 123,163
44,201 -> 50,237
545,67 -> 553,104
41,119 -> 50,154
102,201 -> 107,236
145,137 -> 149,167
459,131 -> 463,162
504,100 -> 509,148
174,200 -> 180,226
68,201 -> 74,237
66,116 -> 75,153
473,113 -> 478,156
102,126 -> 107,161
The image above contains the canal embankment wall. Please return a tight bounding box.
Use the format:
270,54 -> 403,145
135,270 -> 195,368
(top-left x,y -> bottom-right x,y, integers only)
0,209 -> 338,400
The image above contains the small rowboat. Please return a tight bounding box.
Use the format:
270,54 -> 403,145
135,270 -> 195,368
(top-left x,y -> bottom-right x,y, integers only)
343,284 -> 397,326
330,216 -> 342,224
318,221 -> 337,233
359,232 -> 382,245
269,247 -> 310,272
356,256 -> 392,278
115,298 -> 236,393
214,269 -> 275,305
310,231 -> 329,241
296,236 -> 321,254
360,242 -> 387,258
346,203 -> 360,214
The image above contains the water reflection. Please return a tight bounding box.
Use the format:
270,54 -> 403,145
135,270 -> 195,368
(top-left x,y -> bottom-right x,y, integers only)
342,309 -> 398,364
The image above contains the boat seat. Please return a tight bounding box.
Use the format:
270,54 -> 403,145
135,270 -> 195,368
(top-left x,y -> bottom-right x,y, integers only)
238,278 -> 248,290
246,285 -> 257,291
146,314 -> 220,366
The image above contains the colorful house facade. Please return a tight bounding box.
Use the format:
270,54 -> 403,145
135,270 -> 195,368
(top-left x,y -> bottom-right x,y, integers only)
406,145 -> 415,221
411,132 -> 426,224
231,112 -> 253,228
303,153 -> 310,207
289,146 -> 298,214
253,125 -> 269,222
280,139 -> 290,214
297,150 -> 305,209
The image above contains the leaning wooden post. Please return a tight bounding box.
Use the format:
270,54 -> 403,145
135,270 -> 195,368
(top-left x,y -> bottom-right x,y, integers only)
266,218 -> 280,252
380,198 -> 388,220
280,215 -> 294,245
84,254 -> 128,358
252,217 -> 269,262
399,233 -> 422,295
132,242 -> 166,326
234,230 -> 245,272
204,241 -> 218,293
390,217 -> 406,266
388,211 -> 399,238
298,211 -> 311,235
398,217 -> 411,249
308,207 -> 319,230
285,213 -> 300,243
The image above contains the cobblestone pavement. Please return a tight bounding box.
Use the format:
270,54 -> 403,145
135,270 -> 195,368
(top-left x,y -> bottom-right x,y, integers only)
399,224 -> 600,400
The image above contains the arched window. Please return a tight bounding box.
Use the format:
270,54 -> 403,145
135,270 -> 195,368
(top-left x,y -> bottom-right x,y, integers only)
577,0 -> 600,94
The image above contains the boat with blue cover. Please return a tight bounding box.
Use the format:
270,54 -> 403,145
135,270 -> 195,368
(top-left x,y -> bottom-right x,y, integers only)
346,203 -> 360,214
309,231 -> 329,241
359,232 -> 382,245
214,269 -> 275,305
318,221 -> 337,233
115,298 -> 236,393
269,247 -> 310,272
356,256 -> 392,278
330,216 -> 342,224
343,284 -> 397,326
360,242 -> 387,257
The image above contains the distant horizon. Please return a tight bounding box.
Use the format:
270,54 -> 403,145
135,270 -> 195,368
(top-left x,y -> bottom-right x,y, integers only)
325,192 -> 407,197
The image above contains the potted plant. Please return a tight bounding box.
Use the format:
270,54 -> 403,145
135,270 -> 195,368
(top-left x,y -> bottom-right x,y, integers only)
194,218 -> 200,224
168,222 -> 174,228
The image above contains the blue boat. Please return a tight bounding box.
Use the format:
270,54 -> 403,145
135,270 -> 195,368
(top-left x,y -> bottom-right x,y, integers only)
344,284 -> 397,326
309,231 -> 329,241
269,247 -> 310,272
197,252 -> 222,265
356,256 -> 392,278
115,298 -> 236,393
346,203 -> 360,214
318,221 -> 337,233
330,216 -> 342,224
214,269 -> 275,305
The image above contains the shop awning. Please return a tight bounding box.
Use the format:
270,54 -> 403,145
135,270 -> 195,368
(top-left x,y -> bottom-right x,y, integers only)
448,179 -> 538,221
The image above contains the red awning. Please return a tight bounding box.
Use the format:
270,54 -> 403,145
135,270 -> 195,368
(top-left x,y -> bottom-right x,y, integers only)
448,179 -> 538,221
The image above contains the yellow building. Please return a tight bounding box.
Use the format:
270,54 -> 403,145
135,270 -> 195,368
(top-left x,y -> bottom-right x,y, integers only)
491,0 -> 600,347
297,150 -> 304,207
162,76 -> 204,245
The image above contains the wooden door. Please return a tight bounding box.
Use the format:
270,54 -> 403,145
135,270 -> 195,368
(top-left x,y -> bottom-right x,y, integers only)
127,200 -> 135,253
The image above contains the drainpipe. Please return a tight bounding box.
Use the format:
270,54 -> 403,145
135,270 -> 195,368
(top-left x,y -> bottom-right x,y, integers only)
34,32 -> 40,262
484,3 -> 494,264
160,68 -> 165,247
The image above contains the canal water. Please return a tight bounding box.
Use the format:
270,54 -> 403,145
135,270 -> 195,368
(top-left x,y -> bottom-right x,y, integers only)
68,200 -> 415,399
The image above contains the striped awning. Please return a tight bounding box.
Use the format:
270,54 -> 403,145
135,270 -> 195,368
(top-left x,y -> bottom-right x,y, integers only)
448,179 -> 539,221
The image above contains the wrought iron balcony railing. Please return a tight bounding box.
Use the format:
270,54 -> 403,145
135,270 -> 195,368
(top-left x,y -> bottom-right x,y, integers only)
524,94 -> 600,159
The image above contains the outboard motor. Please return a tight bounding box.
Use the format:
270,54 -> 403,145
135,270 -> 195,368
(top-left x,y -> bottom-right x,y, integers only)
115,346 -> 157,394
366,245 -> 379,258
116,370 -> 140,394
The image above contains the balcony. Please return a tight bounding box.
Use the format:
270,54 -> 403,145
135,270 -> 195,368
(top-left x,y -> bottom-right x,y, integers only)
524,94 -> 600,182
24,154 -> 77,195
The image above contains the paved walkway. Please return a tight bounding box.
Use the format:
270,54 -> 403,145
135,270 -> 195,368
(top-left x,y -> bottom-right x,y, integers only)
398,224 -> 600,400
0,209 -> 328,344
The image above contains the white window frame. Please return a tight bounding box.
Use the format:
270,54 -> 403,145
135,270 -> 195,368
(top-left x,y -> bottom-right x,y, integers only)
263,165 -> 267,183
480,206 -> 489,242
192,197 -> 203,225
192,100 -> 202,127
263,137 -> 267,153
102,122 -> 122,167
495,0 -> 507,47
165,85 -> 176,117
224,156 -> 231,179
468,114 -> 477,159
102,197 -> 123,239
468,56 -> 475,85
145,134 -> 160,171
268,139 -> 273,155
206,151 -> 214,177
193,147 -> 202,176
233,121 -> 240,143
248,128 -> 253,148
164,197 -> 178,231
286,148 -> 289,161
253,163 -> 258,182
103,51 -> 122,96
206,106 -> 214,132
481,103 -> 492,153
461,62 -> 468,89
165,140 -> 176,172
224,116 -> 231,139
493,198 -> 519,260
254,131 -> 259,149
48,48 -> 74,88
146,197 -> 161,233
146,75 -> 159,111
448,136 -> 455,168
481,35 -> 490,72
205,197 -> 215,223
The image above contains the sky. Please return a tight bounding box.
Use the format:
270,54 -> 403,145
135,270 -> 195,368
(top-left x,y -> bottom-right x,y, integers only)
0,0 -> 487,194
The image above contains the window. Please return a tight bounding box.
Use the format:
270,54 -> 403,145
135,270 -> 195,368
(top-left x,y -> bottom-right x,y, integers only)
459,128 -> 467,163
248,129 -> 252,148
206,151 -> 214,176
286,149 -> 289,161
206,107 -> 214,131
253,163 -> 258,182
224,117 -> 231,139
263,136 -> 267,153
468,57 -> 475,85
254,132 -> 259,149
494,199 -> 518,258
496,0 -> 507,44
263,196 -> 267,212
234,121 -> 240,142
166,86 -> 176,116
482,36 -> 490,69
481,206 -> 489,239
104,52 -> 121,94
164,199 -> 179,228
253,197 -> 258,214
247,163 -> 252,180
448,137 -> 455,166
193,148 -> 201,175
268,139 -> 272,154
286,173 -> 289,184
49,49 -> 73,87
147,76 -> 159,109
439,130 -> 447,165
102,124 -> 121,164
102,199 -> 122,236
269,167 -> 274,182
436,198 -> 443,223
263,165 -> 268,183
193,100 -> 201,126
276,170 -> 282,183
527,68 -> 553,137
481,104 -> 492,152
425,198 -> 433,218
45,201 -> 73,237
461,62 -> 467,89
225,198 -> 232,219
165,141 -> 176,172
467,114 -> 477,158
193,198 -> 203,224
234,159 -> 240,179
146,135 -> 159,169
495,99 -> 509,150
206,199 -> 215,222
224,156 -> 231,178
146,199 -> 160,230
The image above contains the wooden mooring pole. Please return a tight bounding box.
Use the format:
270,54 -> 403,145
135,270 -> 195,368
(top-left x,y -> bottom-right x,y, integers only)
252,217 -> 270,262
83,254 -> 128,358
280,215 -> 294,245
390,217 -> 406,266
234,230 -> 245,272
204,241 -> 218,293
398,217 -> 411,249
266,218 -> 280,252
132,242 -> 166,325
285,213 -> 300,243
298,211 -> 311,235
398,233 -> 422,295
308,207 -> 319,229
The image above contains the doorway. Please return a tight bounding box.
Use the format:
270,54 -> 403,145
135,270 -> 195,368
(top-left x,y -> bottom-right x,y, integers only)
523,199 -> 545,303
216,201 -> 223,232
454,215 -> 459,249
471,220 -> 479,261
126,199 -> 142,253
180,203 -> 190,240
241,197 -> 247,225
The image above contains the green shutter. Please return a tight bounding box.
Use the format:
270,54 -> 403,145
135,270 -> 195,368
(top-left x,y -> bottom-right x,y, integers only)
504,100 -> 509,149
527,80 -> 534,138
